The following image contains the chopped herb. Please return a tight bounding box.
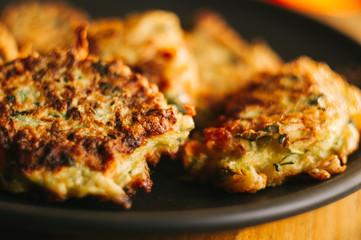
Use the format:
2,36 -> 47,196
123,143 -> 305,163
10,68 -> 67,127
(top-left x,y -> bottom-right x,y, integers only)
59,153 -> 75,167
234,132 -> 259,141
264,124 -> 279,133
279,134 -> 287,145
99,82 -> 112,94
273,153 -> 296,172
52,114 -> 60,118
273,163 -> 279,172
107,133 -> 116,139
18,90 -> 27,103
285,74 -> 299,80
177,138 -> 183,143
281,153 -> 296,162
280,161 -> 294,166
34,102 -> 40,107
11,109 -> 32,117
308,94 -> 324,106
7,95 -> 15,103
339,158 -> 345,167
112,86 -> 123,93
92,61 -> 109,76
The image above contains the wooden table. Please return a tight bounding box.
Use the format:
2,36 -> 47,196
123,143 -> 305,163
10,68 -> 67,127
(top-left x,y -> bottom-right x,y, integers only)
2,8 -> 361,240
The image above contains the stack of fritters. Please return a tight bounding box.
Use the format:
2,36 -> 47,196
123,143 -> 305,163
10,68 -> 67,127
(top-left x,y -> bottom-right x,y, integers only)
0,1 -> 360,207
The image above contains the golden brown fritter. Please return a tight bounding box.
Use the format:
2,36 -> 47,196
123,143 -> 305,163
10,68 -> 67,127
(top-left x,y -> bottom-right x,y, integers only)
186,11 -> 283,125
0,50 -> 194,208
87,18 -> 124,61
0,22 -> 19,64
2,1 -> 89,54
88,11 -> 199,108
183,57 -> 361,193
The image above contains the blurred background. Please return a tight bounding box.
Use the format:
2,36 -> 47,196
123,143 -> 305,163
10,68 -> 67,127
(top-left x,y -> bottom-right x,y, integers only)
264,0 -> 361,43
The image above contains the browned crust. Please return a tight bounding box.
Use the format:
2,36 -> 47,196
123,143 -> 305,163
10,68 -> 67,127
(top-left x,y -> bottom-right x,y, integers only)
0,50 -> 178,173
183,57 -> 361,192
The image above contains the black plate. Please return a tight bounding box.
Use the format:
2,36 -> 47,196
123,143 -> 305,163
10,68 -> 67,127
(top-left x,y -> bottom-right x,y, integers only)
1,0 -> 361,236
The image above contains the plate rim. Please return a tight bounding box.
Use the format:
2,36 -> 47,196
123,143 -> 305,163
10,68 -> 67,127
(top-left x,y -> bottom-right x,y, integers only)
1,0 -> 361,236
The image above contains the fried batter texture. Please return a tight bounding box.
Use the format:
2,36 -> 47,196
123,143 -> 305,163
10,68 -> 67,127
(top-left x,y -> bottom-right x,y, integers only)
0,50 -> 194,208
2,1 -> 89,54
186,11 -> 283,125
183,57 -> 361,193
88,11 -> 199,108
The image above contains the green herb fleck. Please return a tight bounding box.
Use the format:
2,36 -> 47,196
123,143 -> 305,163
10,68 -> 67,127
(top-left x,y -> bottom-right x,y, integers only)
7,95 -> 16,103
280,161 -> 294,166
279,134 -> 287,145
308,94 -> 324,106
107,133 -> 116,139
60,153 -> 75,166
92,61 -> 109,77
234,133 -> 258,141
273,153 -> 296,172
18,90 -> 27,103
273,163 -> 279,172
285,74 -> 299,80
264,124 -> 279,133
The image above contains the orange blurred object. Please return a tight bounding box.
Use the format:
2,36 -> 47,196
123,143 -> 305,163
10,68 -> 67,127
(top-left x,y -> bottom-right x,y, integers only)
265,0 -> 361,16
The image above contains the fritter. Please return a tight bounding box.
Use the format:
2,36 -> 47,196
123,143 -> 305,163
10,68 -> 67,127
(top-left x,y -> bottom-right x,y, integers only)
183,57 -> 361,193
2,1 -> 89,54
186,11 -> 283,125
88,11 -> 199,108
0,50 -> 194,208
0,22 -> 19,64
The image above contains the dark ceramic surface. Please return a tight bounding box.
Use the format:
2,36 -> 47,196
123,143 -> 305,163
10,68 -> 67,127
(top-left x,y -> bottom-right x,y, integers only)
1,0 -> 361,236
